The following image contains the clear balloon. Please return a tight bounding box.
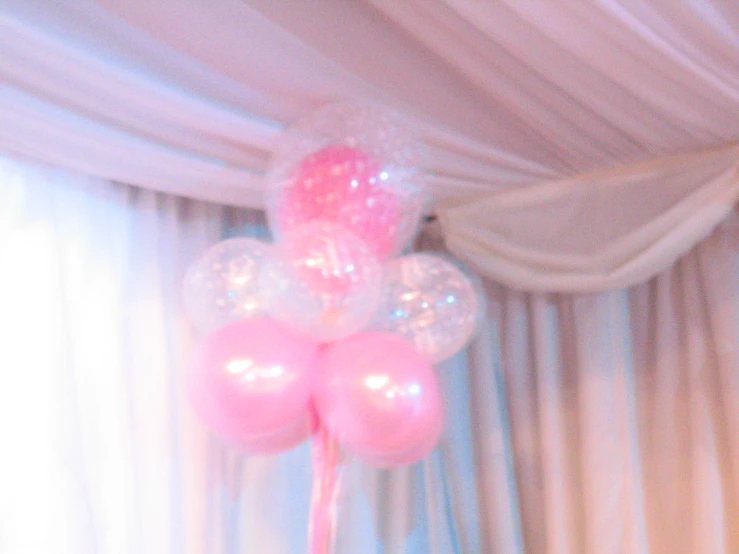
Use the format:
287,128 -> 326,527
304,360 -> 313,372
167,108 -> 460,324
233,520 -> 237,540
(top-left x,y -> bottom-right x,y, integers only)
314,332 -> 444,467
265,102 -> 427,259
375,253 -> 480,363
188,317 -> 319,449
259,221 -> 382,343
183,237 -> 270,333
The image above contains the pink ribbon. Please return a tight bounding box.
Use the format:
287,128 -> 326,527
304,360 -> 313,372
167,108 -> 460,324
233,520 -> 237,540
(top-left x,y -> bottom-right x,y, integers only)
308,415 -> 342,554
308,418 -> 340,554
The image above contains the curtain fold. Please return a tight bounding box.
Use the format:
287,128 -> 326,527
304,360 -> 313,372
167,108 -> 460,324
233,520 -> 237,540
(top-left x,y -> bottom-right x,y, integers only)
439,143 -> 739,293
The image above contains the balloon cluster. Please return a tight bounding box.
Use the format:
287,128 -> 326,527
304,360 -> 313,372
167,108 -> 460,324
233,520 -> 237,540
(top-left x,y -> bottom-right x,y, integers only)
183,103 -> 480,467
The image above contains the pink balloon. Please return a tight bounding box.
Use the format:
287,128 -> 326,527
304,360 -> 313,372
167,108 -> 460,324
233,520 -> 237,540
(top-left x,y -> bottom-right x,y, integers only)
188,317 -> 319,451
314,332 -> 444,467
274,145 -> 401,259
232,408 -> 317,456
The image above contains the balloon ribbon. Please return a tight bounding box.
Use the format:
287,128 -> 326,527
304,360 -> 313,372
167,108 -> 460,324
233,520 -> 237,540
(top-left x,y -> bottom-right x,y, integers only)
308,417 -> 341,554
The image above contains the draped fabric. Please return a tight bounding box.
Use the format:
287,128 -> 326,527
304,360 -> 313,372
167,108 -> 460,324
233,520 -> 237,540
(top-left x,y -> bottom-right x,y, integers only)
6,1 -> 739,293
5,2 -> 739,552
366,0 -> 739,173
439,143 -> 739,292
4,156 -> 739,553
0,0 -> 551,209
477,212 -> 739,554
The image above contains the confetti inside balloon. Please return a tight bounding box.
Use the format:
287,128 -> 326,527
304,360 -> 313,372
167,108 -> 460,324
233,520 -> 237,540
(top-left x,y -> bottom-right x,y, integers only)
375,253 -> 480,363
275,145 -> 403,258
266,102 -> 427,259
183,238 -> 270,333
259,221 -> 382,343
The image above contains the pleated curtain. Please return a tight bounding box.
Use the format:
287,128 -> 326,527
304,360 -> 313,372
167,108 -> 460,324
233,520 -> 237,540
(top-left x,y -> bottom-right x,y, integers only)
3,154 -> 739,553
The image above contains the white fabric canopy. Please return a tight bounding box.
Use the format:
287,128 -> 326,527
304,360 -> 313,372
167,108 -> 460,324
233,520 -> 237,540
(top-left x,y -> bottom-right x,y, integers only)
4,1 -> 739,292
0,0 -> 551,207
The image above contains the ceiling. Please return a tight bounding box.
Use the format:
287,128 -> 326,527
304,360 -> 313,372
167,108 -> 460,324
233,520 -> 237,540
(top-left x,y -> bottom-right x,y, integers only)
2,0 -> 739,207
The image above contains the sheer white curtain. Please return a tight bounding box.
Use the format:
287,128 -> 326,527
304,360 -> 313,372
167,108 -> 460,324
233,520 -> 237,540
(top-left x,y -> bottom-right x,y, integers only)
0,155 -> 313,553
3,154 -> 739,554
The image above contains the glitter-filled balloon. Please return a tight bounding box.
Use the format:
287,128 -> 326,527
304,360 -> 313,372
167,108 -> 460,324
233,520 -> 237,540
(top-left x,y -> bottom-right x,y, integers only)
275,145 -> 402,258
266,102 -> 427,259
183,238 -> 270,333
259,221 -> 382,343
375,253 -> 480,363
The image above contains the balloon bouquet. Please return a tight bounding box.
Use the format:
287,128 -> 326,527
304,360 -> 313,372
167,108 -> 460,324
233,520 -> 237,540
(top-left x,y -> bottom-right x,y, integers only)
182,102 -> 480,552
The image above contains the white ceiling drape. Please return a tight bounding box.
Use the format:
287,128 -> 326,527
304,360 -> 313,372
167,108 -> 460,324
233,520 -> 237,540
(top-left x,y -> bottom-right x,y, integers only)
0,0 -> 550,206
3,0 -> 739,292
